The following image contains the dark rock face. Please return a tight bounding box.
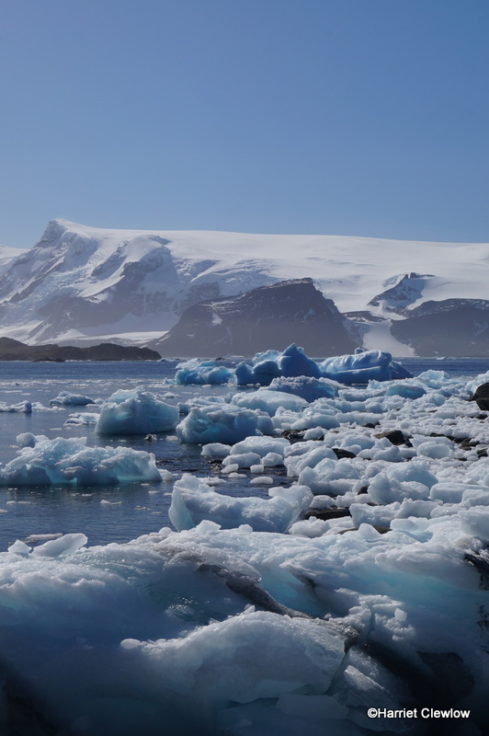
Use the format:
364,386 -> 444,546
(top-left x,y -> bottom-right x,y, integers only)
154,278 -> 357,357
472,383 -> 489,411
391,299 -> 489,356
0,338 -> 160,361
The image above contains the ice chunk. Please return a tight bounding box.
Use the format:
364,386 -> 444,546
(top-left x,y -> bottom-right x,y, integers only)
368,462 -> 437,504
201,443 -> 232,459
169,474 -> 312,532
429,483 -> 465,504
222,452 -> 262,469
278,344 -> 321,378
236,359 -> 282,386
460,507 -> 489,542
0,400 -> 32,413
250,475 -> 275,486
235,344 -> 321,386
0,435 -> 161,487
97,390 -> 178,435
415,437 -> 454,459
232,389 -> 308,415
384,382 -> 425,399
64,412 -> 99,427
230,436 -> 289,458
177,404 -> 273,445
16,432 -> 36,448
50,391 -> 96,406
268,376 -> 339,402
262,452 -> 284,467
320,350 -> 411,384
122,609 -> 344,703
32,533 -> 88,557
175,359 -> 233,385
7,540 -> 31,556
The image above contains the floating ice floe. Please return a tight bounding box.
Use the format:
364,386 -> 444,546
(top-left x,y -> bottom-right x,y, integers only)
175,359 -> 234,385
236,344 -> 411,387
232,388 -> 308,415
236,344 -> 320,386
177,403 -> 273,444
0,400 -> 32,413
319,349 -> 411,384
96,389 -> 178,435
64,411 -> 100,426
268,375 -> 340,401
169,474 -> 312,532
0,435 -> 161,486
50,390 -> 96,406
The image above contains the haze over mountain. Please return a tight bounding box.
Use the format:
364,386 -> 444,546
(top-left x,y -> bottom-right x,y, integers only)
0,219 -> 487,355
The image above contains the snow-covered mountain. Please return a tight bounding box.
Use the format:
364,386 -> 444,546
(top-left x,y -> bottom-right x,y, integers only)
0,219 -> 488,350
0,244 -> 23,268
154,278 -> 357,357
369,272 -> 439,315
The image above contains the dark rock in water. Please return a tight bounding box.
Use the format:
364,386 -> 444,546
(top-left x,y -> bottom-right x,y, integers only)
281,429 -> 306,443
332,447 -> 356,459
153,278 -> 357,357
472,382 -> 489,411
455,437 -> 478,449
305,507 -> 351,521
0,337 -> 160,361
391,298 -> 489,356
465,549 -> 489,588
377,429 -> 412,446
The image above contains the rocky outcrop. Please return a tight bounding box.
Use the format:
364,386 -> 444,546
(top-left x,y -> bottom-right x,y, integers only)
391,299 -> 489,356
471,383 -> 489,411
154,279 -> 357,357
0,338 -> 160,361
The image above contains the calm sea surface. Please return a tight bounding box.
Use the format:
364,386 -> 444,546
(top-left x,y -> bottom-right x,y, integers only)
0,357 -> 488,550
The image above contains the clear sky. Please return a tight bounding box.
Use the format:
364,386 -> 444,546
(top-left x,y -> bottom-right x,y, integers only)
1,0 -> 488,248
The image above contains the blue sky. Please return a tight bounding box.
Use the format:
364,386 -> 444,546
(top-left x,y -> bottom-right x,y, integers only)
1,0 -> 488,247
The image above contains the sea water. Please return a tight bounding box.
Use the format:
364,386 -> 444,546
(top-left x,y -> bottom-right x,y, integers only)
0,357 -> 488,549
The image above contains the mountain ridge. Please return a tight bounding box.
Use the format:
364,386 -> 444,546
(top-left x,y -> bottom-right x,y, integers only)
0,220 -> 487,352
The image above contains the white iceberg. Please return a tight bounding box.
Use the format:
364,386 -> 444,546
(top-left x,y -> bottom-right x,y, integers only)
96,389 -> 178,435
0,435 -> 161,486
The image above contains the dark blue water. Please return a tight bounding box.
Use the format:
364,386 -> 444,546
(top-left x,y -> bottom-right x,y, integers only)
0,358 -> 488,551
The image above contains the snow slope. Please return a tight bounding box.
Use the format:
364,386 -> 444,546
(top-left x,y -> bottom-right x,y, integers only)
0,245 -> 23,268
0,219 -> 487,346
